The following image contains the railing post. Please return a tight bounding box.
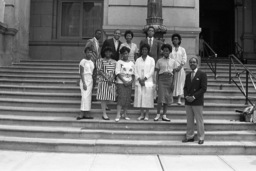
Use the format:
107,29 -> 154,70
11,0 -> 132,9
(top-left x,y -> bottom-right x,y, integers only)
229,55 -> 231,84
245,70 -> 249,105
214,54 -> 217,79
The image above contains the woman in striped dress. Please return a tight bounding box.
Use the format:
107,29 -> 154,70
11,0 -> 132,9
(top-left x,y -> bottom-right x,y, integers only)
96,46 -> 117,120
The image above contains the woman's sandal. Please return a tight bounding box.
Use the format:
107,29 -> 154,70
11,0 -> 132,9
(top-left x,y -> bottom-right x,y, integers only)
144,117 -> 149,121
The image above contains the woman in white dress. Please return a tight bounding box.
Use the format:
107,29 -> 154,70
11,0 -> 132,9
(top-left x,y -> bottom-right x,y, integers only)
76,47 -> 95,120
171,33 -> 187,105
134,44 -> 155,121
119,30 -> 139,62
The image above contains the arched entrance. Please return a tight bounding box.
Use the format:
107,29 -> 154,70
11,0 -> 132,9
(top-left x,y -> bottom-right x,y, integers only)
200,0 -> 235,57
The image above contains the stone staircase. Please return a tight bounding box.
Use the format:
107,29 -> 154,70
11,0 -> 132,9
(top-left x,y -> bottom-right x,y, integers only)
0,60 -> 255,155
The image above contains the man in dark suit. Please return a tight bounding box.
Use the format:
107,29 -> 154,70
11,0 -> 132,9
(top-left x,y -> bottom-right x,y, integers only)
182,57 -> 207,145
139,26 -> 162,62
101,29 -> 122,61
84,29 -> 102,63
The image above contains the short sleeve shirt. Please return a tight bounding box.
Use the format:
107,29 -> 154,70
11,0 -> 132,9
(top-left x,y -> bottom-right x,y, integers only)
155,57 -> 177,75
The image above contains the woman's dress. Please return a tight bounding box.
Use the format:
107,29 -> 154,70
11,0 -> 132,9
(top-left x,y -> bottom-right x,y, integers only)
134,56 -> 155,108
96,58 -> 117,101
171,46 -> 187,96
79,59 -> 94,111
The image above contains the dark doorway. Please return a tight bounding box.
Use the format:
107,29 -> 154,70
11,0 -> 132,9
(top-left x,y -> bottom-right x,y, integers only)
200,0 -> 235,57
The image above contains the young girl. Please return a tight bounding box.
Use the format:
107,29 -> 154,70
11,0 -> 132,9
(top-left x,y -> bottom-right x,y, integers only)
155,44 -> 177,122
76,47 -> 95,120
115,46 -> 135,122
134,44 -> 155,121
171,33 -> 187,105
96,46 -> 117,120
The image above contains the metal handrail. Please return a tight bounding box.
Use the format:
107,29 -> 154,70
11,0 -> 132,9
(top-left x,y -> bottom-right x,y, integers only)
234,42 -> 245,63
229,54 -> 256,105
200,41 -> 218,79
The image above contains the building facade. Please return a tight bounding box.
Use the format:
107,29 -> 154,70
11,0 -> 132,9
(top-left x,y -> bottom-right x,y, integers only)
0,0 -> 256,66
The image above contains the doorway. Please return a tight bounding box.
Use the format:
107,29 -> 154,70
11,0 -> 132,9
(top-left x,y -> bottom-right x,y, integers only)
200,0 -> 235,57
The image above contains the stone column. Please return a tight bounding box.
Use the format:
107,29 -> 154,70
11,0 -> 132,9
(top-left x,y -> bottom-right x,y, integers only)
144,0 -> 166,40
0,0 -> 5,23
4,0 -> 15,27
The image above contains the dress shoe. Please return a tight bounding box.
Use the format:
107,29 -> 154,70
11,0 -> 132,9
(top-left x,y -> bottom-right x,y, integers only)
124,117 -> 130,120
198,140 -> 204,145
76,116 -> 84,120
182,138 -> 194,143
102,116 -> 110,120
76,116 -> 93,120
115,117 -> 120,122
137,116 -> 144,121
84,116 -> 93,119
154,114 -> 160,121
162,117 -> 171,122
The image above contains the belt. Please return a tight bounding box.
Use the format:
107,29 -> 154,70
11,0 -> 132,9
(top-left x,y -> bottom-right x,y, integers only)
160,72 -> 173,76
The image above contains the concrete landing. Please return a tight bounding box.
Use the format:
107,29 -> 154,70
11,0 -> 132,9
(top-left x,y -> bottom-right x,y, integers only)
0,150 -> 256,171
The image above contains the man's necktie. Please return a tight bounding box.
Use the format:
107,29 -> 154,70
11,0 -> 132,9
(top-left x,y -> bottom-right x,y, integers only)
149,38 -> 152,47
191,70 -> 195,81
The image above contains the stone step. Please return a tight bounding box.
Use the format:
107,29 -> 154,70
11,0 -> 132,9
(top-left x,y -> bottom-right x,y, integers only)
16,60 -> 256,67
2,67 -> 254,76
20,60 -> 80,63
0,97 -> 248,109
0,70 -> 78,76
0,85 -> 79,93
0,66 -> 77,71
1,71 -> 254,81
12,62 -> 79,67
2,66 -> 256,76
0,78 -> 77,86
0,85 -> 254,96
0,136 -> 255,154
0,74 -> 251,84
0,82 -> 254,92
0,91 -> 251,104
0,114 -> 253,131
0,106 -> 241,120
0,125 -> 255,141
0,74 -> 79,81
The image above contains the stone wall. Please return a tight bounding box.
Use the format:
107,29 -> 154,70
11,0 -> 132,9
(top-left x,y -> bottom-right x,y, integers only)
29,0 -> 85,60
29,0 -> 200,63
0,0 -> 30,66
104,0 -> 200,68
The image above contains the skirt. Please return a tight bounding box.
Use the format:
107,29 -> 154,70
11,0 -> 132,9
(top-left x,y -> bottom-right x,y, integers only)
96,81 -> 116,101
157,74 -> 174,105
116,83 -> 132,107
80,75 -> 93,111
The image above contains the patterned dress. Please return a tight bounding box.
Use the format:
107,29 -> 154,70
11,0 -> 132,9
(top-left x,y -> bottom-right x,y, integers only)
96,58 -> 117,101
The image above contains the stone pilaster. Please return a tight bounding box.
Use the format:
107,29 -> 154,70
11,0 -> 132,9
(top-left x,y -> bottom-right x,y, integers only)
0,0 -> 5,23
242,0 -> 256,59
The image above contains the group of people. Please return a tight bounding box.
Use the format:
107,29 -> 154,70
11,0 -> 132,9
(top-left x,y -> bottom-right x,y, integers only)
78,26 -> 207,145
